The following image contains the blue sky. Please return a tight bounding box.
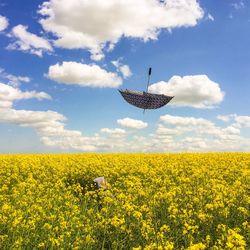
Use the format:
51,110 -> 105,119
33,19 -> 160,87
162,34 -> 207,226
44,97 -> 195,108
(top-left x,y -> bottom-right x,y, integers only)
0,0 -> 249,153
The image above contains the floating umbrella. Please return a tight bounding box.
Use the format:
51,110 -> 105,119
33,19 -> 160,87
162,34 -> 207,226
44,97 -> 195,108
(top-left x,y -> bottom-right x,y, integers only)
119,68 -> 174,110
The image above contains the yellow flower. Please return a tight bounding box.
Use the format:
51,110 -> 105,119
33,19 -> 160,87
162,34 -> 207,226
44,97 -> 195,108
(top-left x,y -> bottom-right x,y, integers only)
0,153 -> 249,249
226,229 -> 246,249
43,223 -> 52,230
85,234 -> 95,244
133,211 -> 142,220
37,242 -> 45,248
110,215 -> 125,227
187,243 -> 206,250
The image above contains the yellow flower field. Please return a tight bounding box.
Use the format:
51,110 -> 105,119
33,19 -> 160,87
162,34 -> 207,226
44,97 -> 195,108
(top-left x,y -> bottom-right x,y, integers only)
0,153 -> 249,249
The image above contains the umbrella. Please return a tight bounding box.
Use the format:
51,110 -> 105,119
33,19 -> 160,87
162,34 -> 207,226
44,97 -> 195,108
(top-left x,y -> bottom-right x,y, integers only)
119,68 -> 174,110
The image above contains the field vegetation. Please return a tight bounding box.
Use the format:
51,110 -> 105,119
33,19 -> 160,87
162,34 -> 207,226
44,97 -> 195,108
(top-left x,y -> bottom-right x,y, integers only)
0,153 -> 249,249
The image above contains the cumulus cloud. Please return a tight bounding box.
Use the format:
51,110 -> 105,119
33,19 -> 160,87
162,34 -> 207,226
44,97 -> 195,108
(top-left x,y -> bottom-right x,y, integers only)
117,117 -> 148,129
47,61 -> 122,88
90,50 -> 105,61
160,114 -> 214,127
217,114 -> 236,122
156,114 -> 247,151
0,82 -> 51,108
1,78 -> 249,152
0,108 -> 64,127
217,114 -> 250,128
148,75 -> 224,108
0,79 -> 129,152
38,0 -> 204,59
7,24 -> 53,57
0,68 -> 31,87
119,65 -> 132,79
234,115 -> 250,128
159,114 -> 242,143
100,128 -> 126,137
40,136 -> 98,151
112,59 -> 132,79
0,15 -> 8,32
0,106 -> 90,150
0,81 -> 98,151
158,114 -> 218,140
156,124 -> 190,136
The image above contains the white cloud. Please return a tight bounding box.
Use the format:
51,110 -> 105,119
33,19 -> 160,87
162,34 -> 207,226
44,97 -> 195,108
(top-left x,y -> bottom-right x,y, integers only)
181,137 -> 208,150
119,65 -> 132,79
0,15 -> 8,32
0,82 -> 124,151
156,124 -> 189,136
0,108 -> 64,127
217,114 -> 250,128
47,61 -> 122,88
112,59 -> 132,79
160,114 -> 214,127
217,114 -> 236,122
0,106 -> 92,151
0,68 -> 31,87
207,13 -> 214,21
0,82 -> 51,108
149,75 -> 224,108
0,81 -> 99,151
156,114 -> 248,151
1,79 -> 249,152
158,114 -> 241,145
7,25 -> 53,57
89,48 -> 105,61
117,117 -> 147,129
231,1 -> 245,10
40,136 -> 98,151
38,0 -> 204,59
0,79 -> 129,152
234,115 -> 250,128
100,128 -> 126,137
111,60 -> 120,68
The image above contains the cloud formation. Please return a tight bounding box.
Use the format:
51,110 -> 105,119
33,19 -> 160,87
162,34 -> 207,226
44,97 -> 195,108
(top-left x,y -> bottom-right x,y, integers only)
0,15 -> 8,32
47,61 -> 122,88
7,25 -> 53,57
40,113 -> 249,152
217,114 -> 250,128
207,13 -> 214,21
38,0 -> 204,59
100,128 -> 126,137
148,75 -> 224,108
0,81 -> 250,152
112,59 -> 132,79
231,1 -> 245,10
0,82 -> 51,108
156,114 -> 247,151
217,114 -> 236,122
0,68 -> 30,87
0,80 -> 128,152
234,115 -> 250,128
160,114 -> 214,127
0,81 -> 96,151
117,117 -> 148,129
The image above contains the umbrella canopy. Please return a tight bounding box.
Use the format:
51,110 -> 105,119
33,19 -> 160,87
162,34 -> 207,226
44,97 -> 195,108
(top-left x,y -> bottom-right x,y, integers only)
119,89 -> 174,110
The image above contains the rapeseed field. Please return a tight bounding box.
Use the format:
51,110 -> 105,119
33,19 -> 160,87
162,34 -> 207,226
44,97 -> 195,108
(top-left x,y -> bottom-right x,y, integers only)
0,153 -> 249,249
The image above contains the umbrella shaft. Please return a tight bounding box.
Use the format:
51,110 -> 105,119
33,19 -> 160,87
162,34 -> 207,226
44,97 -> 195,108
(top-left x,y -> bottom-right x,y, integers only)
146,75 -> 151,92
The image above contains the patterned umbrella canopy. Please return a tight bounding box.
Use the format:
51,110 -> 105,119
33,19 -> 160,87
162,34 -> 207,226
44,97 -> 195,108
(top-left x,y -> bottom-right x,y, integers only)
119,89 -> 174,109
119,68 -> 174,110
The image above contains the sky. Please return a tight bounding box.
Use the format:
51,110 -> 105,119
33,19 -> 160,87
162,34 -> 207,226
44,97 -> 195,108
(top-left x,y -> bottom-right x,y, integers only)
0,0 -> 250,153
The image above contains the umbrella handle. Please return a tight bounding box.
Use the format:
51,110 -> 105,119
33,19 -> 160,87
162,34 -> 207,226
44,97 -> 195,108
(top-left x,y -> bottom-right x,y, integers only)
146,67 -> 152,92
